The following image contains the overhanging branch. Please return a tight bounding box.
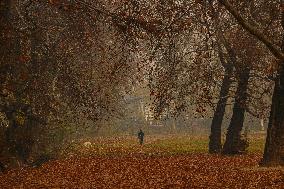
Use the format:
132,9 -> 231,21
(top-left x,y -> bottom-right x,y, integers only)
218,0 -> 284,60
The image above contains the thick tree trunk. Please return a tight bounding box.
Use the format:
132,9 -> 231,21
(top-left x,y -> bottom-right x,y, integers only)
222,67 -> 250,155
209,65 -> 233,153
3,104 -> 29,162
261,65 -> 284,166
260,1 -> 284,166
0,0 -> 33,164
1,0 -> 13,150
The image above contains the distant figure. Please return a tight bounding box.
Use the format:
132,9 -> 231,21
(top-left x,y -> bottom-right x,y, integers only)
138,129 -> 144,145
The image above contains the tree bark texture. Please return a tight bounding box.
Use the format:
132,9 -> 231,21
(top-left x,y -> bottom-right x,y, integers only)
261,65 -> 284,166
223,67 -> 250,155
209,65 -> 233,153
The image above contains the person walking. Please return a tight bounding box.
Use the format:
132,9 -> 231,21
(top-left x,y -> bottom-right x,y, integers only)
138,129 -> 144,145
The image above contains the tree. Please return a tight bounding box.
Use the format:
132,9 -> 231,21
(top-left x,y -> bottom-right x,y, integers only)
207,2 -> 235,153
217,0 -> 284,166
0,0 -> 137,167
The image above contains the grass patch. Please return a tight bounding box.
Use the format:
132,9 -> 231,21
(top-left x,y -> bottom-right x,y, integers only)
247,138 -> 265,153
70,134 -> 265,156
145,136 -> 208,154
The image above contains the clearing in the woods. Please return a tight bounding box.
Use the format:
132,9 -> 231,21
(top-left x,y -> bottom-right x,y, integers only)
1,135 -> 284,189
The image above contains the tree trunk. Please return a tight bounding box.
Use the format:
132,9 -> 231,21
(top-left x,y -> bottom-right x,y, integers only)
260,0 -> 284,166
4,107 -> 17,156
260,118 -> 265,131
171,118 -> 176,131
223,67 -> 250,155
1,0 -> 33,164
261,65 -> 284,166
209,65 -> 233,153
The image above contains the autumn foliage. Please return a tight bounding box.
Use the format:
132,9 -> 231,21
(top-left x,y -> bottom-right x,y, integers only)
0,151 -> 283,188
2,1 -> 284,188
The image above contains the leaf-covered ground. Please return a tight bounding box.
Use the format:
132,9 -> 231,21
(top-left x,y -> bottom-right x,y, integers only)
1,135 -> 283,188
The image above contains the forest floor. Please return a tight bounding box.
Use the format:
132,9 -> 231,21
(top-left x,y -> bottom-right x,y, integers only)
1,134 -> 284,189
